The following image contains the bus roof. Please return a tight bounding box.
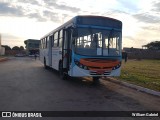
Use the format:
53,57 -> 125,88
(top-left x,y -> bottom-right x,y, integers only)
40,15 -> 122,39
76,15 -> 122,23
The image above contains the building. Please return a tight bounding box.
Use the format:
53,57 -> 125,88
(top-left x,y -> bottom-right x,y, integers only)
24,39 -> 40,55
0,34 -> 5,55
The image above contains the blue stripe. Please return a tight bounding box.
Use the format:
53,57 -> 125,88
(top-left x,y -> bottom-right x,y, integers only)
73,54 -> 122,61
76,25 -> 122,31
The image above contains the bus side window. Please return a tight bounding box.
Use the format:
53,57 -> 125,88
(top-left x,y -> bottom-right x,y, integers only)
43,39 -> 45,49
51,35 -> 54,47
42,39 -> 44,49
47,36 -> 50,48
59,30 -> 63,47
44,38 -> 47,48
40,40 -> 42,49
45,37 -> 47,48
43,38 -> 46,49
54,32 -> 58,47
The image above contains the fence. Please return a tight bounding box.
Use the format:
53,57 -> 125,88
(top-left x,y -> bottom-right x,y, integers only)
123,48 -> 160,60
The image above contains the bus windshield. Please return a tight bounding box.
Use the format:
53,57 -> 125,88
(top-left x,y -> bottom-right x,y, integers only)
74,27 -> 121,56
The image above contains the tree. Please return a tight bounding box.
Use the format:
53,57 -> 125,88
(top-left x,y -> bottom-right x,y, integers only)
1,45 -> 11,50
12,46 -> 20,51
20,46 -> 24,51
145,41 -> 160,50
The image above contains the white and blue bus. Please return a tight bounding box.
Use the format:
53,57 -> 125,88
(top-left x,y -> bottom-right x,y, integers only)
40,15 -> 122,83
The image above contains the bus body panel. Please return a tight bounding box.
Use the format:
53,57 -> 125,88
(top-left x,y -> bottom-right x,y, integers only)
69,55 -> 121,77
70,65 -> 121,77
51,47 -> 62,70
40,49 -> 48,65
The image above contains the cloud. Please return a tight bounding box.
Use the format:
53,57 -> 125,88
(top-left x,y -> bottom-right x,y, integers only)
133,13 -> 160,24
43,0 -> 57,6
102,9 -> 129,17
1,33 -> 24,48
53,4 -> 80,13
43,10 -> 60,22
43,0 -> 80,13
17,0 -> 40,5
117,0 -> 139,12
28,13 -> 47,22
123,36 -> 149,48
1,33 -> 21,40
124,36 -> 135,41
141,26 -> 160,31
152,1 -> 160,12
0,1 -> 47,22
0,1 -> 79,22
0,2 -> 24,16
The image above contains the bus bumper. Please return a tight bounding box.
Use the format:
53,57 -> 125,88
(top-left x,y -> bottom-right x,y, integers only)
70,65 -> 121,77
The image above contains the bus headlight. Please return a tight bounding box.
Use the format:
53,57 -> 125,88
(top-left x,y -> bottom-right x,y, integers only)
83,66 -> 88,70
74,59 -> 89,70
112,63 -> 121,70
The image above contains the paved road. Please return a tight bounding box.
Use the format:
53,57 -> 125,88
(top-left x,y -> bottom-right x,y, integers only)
0,57 -> 159,120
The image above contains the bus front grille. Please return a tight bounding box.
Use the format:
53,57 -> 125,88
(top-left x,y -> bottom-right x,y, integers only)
90,71 -> 111,75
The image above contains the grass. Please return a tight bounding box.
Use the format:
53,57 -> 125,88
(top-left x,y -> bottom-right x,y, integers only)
118,59 -> 160,91
0,55 -> 7,58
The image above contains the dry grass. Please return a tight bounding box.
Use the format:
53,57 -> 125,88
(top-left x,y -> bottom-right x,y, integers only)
118,59 -> 160,91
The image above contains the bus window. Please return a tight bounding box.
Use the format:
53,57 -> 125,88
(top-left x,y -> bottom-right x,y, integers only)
50,35 -> 54,47
59,30 -> 63,47
43,39 -> 45,49
45,37 -> 47,48
43,38 -> 45,48
47,36 -> 50,48
40,40 -> 42,49
109,35 -> 120,55
104,38 -> 108,48
98,33 -> 102,48
54,40 -> 57,47
64,31 -> 68,49
54,32 -> 58,47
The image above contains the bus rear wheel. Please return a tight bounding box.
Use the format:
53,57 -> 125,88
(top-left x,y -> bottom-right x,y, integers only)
92,77 -> 100,85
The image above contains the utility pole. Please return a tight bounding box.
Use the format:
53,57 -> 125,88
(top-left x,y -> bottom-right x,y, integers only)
0,34 -> 1,55
0,33 -> 1,49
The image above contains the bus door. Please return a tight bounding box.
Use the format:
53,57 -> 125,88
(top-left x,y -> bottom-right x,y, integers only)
62,28 -> 72,73
48,35 -> 53,67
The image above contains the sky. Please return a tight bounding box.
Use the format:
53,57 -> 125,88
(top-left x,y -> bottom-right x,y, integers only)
0,0 -> 160,48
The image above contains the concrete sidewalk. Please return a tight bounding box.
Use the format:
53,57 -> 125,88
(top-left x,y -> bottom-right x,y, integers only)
102,77 -> 160,97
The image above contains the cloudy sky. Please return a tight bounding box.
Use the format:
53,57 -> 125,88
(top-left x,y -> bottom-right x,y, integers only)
0,0 -> 160,48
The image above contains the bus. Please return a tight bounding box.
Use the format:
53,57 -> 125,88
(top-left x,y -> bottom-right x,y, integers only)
40,15 -> 122,83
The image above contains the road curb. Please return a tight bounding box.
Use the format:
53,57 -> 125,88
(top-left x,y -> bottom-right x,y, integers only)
0,57 -> 8,62
103,77 -> 160,97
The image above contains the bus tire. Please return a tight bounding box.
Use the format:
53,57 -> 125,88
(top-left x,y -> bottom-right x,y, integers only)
59,62 -> 68,80
92,77 -> 100,85
44,58 -> 48,69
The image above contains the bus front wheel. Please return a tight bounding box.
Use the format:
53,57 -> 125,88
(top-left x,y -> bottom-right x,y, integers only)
44,58 -> 47,69
92,77 -> 100,84
59,62 -> 68,80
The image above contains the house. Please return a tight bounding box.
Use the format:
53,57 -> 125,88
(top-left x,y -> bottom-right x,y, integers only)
0,34 -> 5,55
